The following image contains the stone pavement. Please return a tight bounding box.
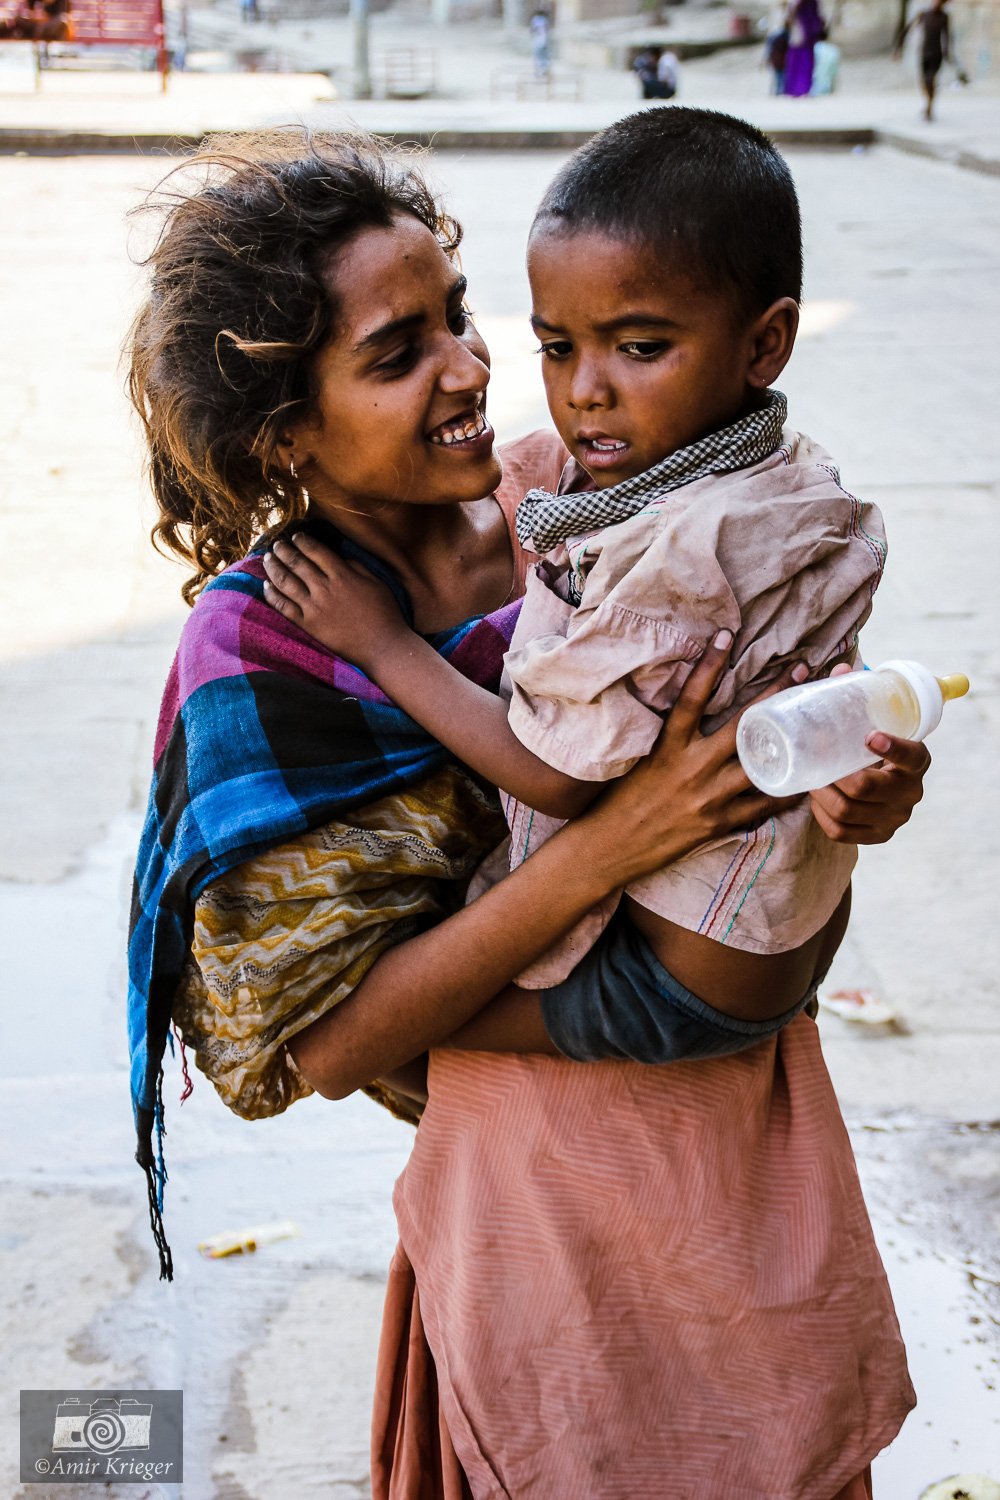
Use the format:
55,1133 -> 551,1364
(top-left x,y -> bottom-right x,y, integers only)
1,132 -> 998,1500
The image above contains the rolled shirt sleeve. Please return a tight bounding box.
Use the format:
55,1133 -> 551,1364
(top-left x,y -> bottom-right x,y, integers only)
504,560 -> 713,782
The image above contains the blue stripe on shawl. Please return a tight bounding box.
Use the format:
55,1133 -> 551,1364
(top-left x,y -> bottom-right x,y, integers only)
127,526 -> 520,1275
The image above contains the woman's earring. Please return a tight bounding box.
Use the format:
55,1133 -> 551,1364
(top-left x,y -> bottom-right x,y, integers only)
289,458 -> 298,481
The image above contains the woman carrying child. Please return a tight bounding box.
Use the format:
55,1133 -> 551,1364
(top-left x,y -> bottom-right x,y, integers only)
129,122 -> 927,1496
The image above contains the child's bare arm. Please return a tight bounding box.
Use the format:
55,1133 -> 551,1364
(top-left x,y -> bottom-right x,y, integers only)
263,534 -> 597,820
344,632 -> 596,819
440,986 -> 561,1054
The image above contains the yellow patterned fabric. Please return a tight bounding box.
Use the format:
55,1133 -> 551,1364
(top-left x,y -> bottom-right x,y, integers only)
173,764 -> 505,1124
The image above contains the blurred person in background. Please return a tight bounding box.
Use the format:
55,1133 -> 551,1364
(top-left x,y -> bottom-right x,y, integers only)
783,0 -> 827,95
529,7 -> 551,79
896,0 -> 951,120
764,17 -> 790,92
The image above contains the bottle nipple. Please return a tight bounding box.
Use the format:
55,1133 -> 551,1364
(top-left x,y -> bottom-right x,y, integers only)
936,673 -> 970,702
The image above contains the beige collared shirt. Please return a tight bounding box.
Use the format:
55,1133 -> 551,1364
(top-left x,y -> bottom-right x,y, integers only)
496,428 -> 887,984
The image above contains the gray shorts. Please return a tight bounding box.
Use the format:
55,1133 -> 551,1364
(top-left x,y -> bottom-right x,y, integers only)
539,913 -> 818,1064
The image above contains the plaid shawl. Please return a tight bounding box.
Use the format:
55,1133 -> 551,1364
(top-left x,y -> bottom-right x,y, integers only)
128,522 -> 520,1279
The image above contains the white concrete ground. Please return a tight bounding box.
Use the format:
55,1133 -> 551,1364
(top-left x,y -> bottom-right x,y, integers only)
1,141 -> 998,1497
1,8 -> 999,168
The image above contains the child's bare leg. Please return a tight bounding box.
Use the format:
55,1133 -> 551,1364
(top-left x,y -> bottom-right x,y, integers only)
379,1056 -> 429,1106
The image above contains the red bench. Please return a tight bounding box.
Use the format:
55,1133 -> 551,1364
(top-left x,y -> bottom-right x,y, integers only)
0,0 -> 169,89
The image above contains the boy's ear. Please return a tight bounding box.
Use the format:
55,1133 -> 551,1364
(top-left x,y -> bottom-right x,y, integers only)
746,297 -> 799,389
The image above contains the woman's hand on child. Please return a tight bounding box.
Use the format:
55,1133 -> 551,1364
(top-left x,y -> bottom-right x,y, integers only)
262,534 -> 407,671
581,631 -> 794,886
807,661 -> 932,844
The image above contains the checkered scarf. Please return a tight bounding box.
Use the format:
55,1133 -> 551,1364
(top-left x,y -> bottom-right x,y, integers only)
128,519 -> 519,1279
516,391 -> 788,558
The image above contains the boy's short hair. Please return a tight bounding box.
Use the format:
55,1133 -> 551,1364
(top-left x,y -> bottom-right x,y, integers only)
531,106 -> 803,317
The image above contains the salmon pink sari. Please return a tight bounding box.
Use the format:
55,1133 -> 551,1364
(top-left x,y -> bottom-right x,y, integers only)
371,435 -> 913,1499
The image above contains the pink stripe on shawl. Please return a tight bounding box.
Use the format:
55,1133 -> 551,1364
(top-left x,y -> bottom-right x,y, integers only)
176,588 -> 255,701
153,557 -> 407,766
153,668 -> 182,766
180,578 -> 347,699
446,599 -> 522,682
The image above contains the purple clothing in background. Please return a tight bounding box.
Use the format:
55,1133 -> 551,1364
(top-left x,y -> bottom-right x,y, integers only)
784,0 -> 826,94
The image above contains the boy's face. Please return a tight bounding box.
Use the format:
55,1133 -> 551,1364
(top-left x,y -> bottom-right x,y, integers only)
527,227 -> 766,489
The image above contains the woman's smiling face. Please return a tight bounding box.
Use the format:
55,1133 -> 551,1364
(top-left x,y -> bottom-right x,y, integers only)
289,212 -> 502,518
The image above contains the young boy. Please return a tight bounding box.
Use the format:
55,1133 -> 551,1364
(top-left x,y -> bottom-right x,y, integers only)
264,108 -> 885,1063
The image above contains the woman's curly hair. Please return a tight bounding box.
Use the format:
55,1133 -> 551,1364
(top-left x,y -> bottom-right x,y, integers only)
127,128 -> 461,604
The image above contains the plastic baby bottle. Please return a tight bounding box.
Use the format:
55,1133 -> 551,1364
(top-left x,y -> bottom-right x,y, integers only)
736,660 -> 969,796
